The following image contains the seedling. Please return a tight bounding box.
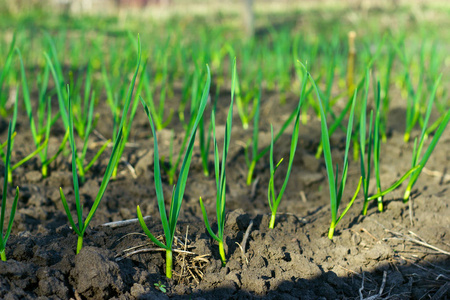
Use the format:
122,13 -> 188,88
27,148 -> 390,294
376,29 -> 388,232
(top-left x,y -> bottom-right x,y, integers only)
64,36 -> 143,180
161,76 -> 207,185
245,87 -> 299,185
372,80 -> 383,211
0,33 -> 16,117
74,91 -> 111,183
361,77 -> 416,213
179,65 -> 201,129
234,74 -> 259,130
141,56 -> 174,131
137,65 -> 210,279
198,58 -> 236,266
59,86 -> 124,254
314,75 -> 367,160
363,74 -> 448,204
0,85 -> 46,185
379,47 -> 395,142
402,75 -> 450,201
44,52 -> 69,130
111,38 -> 143,178
154,281 -> 166,293
0,120 -> 19,261
359,69 -> 375,215
228,46 -> 259,130
393,39 -> 434,143
301,61 -> 362,239
245,83 -> 261,185
267,68 -> 306,228
358,74 -> 411,214
16,48 -> 67,179
198,89 -> 216,177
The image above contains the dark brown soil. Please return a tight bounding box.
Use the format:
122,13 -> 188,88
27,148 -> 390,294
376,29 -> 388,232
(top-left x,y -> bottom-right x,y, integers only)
1,86 -> 449,299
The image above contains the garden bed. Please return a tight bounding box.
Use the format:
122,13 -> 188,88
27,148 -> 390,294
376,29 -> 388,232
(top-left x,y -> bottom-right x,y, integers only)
1,91 -> 449,299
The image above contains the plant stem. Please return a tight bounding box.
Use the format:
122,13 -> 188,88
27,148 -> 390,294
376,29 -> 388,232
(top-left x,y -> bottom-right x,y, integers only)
377,188 -> 383,212
315,144 -> 323,159
42,164 -> 48,178
166,249 -> 173,279
0,250 -> 6,261
218,241 -> 226,267
377,200 -> 383,211
403,186 -> 412,203
246,161 -> 256,186
362,202 -> 369,216
76,235 -> 83,254
403,132 -> 410,143
269,213 -> 276,229
328,222 -> 335,239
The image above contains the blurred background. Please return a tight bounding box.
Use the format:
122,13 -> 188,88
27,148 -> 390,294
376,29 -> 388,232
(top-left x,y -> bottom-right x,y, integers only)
2,0 -> 450,34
